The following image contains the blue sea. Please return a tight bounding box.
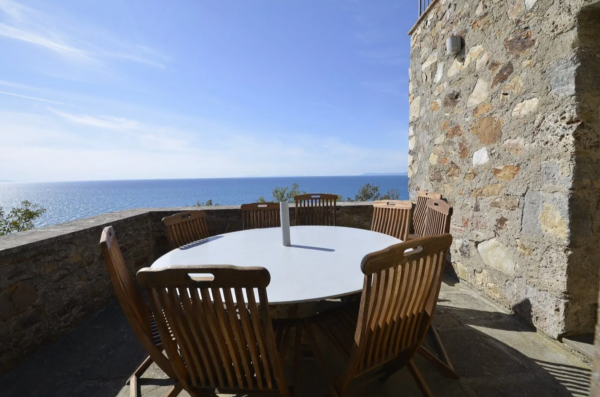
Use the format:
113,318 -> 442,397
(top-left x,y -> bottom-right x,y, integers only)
0,176 -> 408,228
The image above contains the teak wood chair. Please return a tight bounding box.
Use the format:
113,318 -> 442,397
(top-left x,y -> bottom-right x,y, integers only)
163,211 -> 210,249
412,191 -> 442,239
371,200 -> 414,241
99,226 -> 180,397
137,265 -> 292,397
294,193 -> 338,226
241,203 -> 281,230
424,199 -> 453,236
303,234 -> 454,397
420,198 -> 457,384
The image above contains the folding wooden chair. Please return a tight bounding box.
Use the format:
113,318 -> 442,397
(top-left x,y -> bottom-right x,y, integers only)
137,265 -> 293,397
99,226 -> 180,397
294,194 -> 338,226
303,234 -> 454,397
424,199 -> 453,236
418,198 -> 457,381
241,203 -> 281,230
371,200 -> 414,241
162,211 -> 210,249
411,191 -> 442,239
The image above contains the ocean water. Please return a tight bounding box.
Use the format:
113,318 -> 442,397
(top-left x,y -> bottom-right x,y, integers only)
0,175 -> 408,228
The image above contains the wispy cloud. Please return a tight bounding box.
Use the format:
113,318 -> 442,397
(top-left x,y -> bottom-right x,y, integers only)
0,0 -> 168,68
0,90 -> 68,105
48,108 -> 145,131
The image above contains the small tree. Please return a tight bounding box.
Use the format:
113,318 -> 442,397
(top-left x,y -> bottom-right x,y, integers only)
194,200 -> 218,207
347,184 -> 401,202
0,201 -> 46,236
258,183 -> 306,203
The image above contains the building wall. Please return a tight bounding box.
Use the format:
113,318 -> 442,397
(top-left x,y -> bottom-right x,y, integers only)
0,203 -> 373,375
408,0 -> 600,338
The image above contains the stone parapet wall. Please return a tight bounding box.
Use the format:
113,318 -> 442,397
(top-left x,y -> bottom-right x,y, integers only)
408,0 -> 600,338
0,203 -> 373,375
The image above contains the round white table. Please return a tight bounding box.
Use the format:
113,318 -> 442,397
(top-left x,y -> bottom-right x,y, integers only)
152,226 -> 402,307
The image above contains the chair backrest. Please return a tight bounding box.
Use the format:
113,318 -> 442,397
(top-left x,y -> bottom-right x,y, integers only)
241,203 -> 281,230
413,191 -> 442,237
294,193 -> 338,226
162,211 -> 210,249
99,226 -> 176,377
341,234 -> 453,389
371,200 -> 414,241
137,265 -> 289,395
424,199 -> 453,236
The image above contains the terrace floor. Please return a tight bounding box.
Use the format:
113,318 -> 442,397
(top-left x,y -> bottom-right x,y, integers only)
0,277 -> 591,397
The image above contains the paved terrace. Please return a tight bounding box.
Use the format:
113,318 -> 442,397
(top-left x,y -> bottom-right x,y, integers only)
0,277 -> 591,397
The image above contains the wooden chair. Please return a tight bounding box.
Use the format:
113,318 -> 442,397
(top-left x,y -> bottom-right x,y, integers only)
241,203 -> 281,230
163,211 -> 210,249
294,194 -> 338,226
137,265 -> 292,397
412,191 -> 442,238
424,199 -> 453,236
303,234 -> 454,397
371,200 -> 414,241
420,198 -> 457,385
99,226 -> 180,397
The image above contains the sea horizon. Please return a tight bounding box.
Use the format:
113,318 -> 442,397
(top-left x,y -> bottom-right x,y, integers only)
0,175 -> 409,228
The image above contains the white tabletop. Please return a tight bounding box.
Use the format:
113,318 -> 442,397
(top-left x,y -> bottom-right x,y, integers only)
152,226 -> 401,305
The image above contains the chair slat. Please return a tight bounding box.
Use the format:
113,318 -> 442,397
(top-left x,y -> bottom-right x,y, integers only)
424,199 -> 453,237
371,201 -> 414,241
241,203 -> 281,230
413,191 -> 442,238
294,194 -> 338,226
163,211 -> 211,249
137,266 -> 290,396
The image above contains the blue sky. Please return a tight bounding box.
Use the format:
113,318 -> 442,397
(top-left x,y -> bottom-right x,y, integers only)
0,0 -> 414,182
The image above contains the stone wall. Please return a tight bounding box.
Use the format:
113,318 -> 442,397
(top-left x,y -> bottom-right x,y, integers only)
0,203 -> 373,374
408,0 -> 600,338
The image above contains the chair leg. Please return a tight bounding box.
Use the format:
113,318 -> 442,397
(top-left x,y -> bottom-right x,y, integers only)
408,360 -> 433,397
418,346 -> 459,379
293,321 -> 303,397
303,322 -> 341,397
127,355 -> 154,397
419,327 -> 459,379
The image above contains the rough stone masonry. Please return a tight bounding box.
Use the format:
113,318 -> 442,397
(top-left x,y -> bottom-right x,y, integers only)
408,0 -> 600,338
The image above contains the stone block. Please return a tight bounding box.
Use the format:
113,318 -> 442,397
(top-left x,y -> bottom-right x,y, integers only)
477,238 -> 517,275
547,58 -> 577,97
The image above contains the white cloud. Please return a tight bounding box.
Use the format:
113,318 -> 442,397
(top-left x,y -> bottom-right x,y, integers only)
0,0 -> 167,69
0,90 -> 68,105
0,109 -> 406,182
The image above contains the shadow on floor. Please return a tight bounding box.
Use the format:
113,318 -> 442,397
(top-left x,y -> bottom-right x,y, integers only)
0,283 -> 592,397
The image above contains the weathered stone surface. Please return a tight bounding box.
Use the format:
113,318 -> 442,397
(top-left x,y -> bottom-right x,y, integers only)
477,239 -> 516,275
468,79 -> 490,107
503,137 -> 525,155
540,203 -> 568,238
430,100 -> 441,112
12,282 -> 37,313
473,103 -> 492,118
547,58 -> 577,97
491,196 -> 520,210
446,125 -> 463,138
408,0 -> 597,340
459,138 -> 469,158
471,116 -> 503,144
512,98 -> 539,117
409,96 -> 421,120
472,184 -> 504,197
443,90 -> 461,108
493,165 -> 521,181
504,29 -> 536,55
492,62 -> 514,88
473,147 -> 489,166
